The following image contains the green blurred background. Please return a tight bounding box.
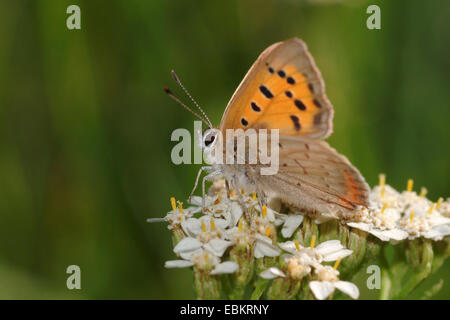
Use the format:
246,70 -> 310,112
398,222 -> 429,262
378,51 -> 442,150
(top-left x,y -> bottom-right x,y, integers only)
0,0 -> 448,299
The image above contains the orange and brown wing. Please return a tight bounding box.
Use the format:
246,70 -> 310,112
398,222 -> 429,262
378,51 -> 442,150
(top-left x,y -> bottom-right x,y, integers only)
259,137 -> 369,216
220,38 -> 333,140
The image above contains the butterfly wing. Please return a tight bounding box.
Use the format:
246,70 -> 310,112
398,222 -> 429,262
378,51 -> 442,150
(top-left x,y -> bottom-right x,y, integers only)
258,136 -> 370,219
217,38 -> 369,217
220,38 -> 333,139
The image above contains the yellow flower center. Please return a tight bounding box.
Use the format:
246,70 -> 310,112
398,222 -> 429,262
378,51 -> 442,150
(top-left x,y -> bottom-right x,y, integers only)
334,258 -> 341,270
262,205 -> 267,218
295,240 -> 300,252
436,197 -> 443,210
420,187 -> 427,198
407,179 -> 414,192
428,203 -> 434,214
170,197 -> 176,211
201,220 -> 207,232
310,235 -> 316,249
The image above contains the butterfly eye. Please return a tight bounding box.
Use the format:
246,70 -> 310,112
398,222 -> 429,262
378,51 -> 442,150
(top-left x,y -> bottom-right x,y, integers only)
204,135 -> 215,147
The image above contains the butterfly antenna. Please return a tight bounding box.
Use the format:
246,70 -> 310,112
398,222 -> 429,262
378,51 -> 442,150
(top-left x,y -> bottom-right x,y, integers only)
163,87 -> 211,128
171,70 -> 213,129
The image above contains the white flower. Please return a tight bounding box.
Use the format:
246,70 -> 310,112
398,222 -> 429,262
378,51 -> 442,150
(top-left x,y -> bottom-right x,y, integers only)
437,198 -> 450,217
224,219 -> 281,258
248,206 -> 281,259
347,221 -> 408,241
165,248 -> 239,275
224,219 -> 252,247
347,207 -> 408,241
285,254 -> 311,279
181,215 -> 228,238
189,195 -> 243,228
274,213 -> 304,238
399,207 -> 450,241
210,261 -> 239,275
174,216 -> 234,258
309,266 -> 359,300
370,185 -> 401,209
147,197 -> 201,229
355,182 -> 450,241
422,224 -> 450,241
254,234 -> 281,258
254,204 -> 276,222
260,267 -> 286,279
174,235 -> 233,259
279,239 -> 352,264
400,191 -> 431,211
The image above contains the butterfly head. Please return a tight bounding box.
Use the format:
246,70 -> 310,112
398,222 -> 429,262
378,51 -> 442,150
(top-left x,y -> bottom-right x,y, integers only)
199,128 -> 220,155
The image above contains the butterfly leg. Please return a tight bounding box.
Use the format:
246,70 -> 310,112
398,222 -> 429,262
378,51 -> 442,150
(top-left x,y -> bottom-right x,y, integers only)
201,170 -> 223,211
225,179 -> 231,198
226,178 -> 251,221
256,189 -> 268,210
188,166 -> 213,203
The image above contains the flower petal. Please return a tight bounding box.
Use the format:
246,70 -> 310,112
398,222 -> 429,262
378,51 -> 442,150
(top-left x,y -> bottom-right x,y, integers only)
164,260 -> 194,268
368,229 -> 391,241
380,229 -> 409,241
179,248 -> 203,260
214,218 -> 229,230
173,237 -> 202,254
309,281 -> 335,300
429,216 -> 450,226
230,202 -> 243,226
260,267 -> 286,279
315,240 -> 343,256
281,215 -> 304,238
278,241 -> 298,254
424,224 -> 450,240
255,205 -> 276,222
210,261 -> 239,275
347,222 -> 371,232
335,281 -> 360,299
322,249 -> 353,262
186,206 -> 202,214
203,238 -> 234,257
254,240 -> 281,258
181,218 -> 202,237
254,233 -> 273,244
188,196 -> 203,206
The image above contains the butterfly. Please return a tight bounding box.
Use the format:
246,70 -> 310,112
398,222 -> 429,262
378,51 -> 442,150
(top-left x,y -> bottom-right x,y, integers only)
168,38 -> 369,220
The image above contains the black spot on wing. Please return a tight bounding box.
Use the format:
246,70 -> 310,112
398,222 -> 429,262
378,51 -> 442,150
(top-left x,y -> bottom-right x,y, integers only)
251,102 -> 261,112
313,98 -> 322,108
259,85 -> 274,99
287,77 -> 295,85
290,115 -> 301,131
294,99 -> 306,111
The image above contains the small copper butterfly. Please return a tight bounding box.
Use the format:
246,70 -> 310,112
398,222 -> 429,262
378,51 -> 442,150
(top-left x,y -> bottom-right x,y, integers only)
167,38 -> 370,220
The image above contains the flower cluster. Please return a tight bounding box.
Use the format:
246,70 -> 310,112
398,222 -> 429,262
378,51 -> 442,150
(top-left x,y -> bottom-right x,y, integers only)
149,174 -> 449,299
260,237 -> 358,300
348,175 -> 450,242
